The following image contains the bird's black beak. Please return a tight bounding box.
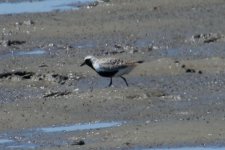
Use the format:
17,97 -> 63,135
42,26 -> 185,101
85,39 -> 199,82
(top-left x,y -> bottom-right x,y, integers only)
80,61 -> 86,66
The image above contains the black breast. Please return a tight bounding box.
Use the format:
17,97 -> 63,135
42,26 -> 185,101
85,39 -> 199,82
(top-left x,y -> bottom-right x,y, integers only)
97,70 -> 118,77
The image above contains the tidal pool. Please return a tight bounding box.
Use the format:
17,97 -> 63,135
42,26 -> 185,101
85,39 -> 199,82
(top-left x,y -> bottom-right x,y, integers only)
0,0 -> 96,15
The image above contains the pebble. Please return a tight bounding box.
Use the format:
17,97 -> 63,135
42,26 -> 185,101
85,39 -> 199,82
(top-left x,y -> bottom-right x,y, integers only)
71,140 -> 85,146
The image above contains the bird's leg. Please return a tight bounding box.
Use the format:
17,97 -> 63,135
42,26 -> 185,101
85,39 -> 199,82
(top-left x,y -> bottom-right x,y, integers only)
108,77 -> 112,87
120,76 -> 128,87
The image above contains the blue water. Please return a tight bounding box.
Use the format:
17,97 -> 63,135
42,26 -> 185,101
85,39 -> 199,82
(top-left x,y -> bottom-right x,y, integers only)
16,48 -> 46,56
38,121 -> 123,133
143,147 -> 225,150
0,139 -> 13,144
0,121 -> 124,149
6,143 -> 37,149
0,48 -> 46,60
0,0 -> 95,15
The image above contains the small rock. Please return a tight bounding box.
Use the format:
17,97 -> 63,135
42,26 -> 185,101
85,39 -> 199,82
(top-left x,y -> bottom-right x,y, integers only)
153,6 -> 158,10
114,44 -> 122,49
48,43 -> 54,47
129,49 -> 138,54
181,64 -> 186,68
174,60 -> 180,64
0,71 -> 34,80
186,68 -> 196,73
88,1 -> 99,7
125,142 -> 131,146
71,140 -> 85,146
43,90 -> 71,98
191,33 -> 224,43
39,64 -> 48,68
6,40 -> 26,46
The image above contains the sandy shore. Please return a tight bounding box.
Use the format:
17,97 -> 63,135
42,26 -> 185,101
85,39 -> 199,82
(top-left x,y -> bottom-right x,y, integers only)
1,0 -> 225,149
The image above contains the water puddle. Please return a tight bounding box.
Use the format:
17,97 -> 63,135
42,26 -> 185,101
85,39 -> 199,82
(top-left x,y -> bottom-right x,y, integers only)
134,38 -> 153,48
38,121 -> 123,133
0,121 -> 124,149
142,147 -> 225,150
0,0 -> 96,15
0,48 -> 46,60
6,143 -> 37,149
0,139 -> 13,144
16,48 -> 46,56
163,43 -> 225,58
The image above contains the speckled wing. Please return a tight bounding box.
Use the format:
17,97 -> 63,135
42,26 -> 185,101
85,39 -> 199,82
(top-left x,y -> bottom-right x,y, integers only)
96,58 -> 128,72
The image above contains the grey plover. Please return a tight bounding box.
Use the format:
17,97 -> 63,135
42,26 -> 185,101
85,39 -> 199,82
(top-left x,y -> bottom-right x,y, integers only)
80,55 -> 144,87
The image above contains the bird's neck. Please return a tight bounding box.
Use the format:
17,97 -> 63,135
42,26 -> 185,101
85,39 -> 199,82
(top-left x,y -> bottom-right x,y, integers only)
86,60 -> 96,71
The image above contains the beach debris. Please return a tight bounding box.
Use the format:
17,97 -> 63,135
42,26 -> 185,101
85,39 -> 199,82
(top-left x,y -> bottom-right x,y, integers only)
71,140 -> 85,146
148,44 -> 159,51
0,71 -> 34,80
35,73 -> 69,84
0,40 -> 26,47
43,90 -> 71,98
101,0 -> 110,2
190,33 -> 224,43
38,64 -> 48,68
181,64 -> 203,74
88,1 -> 99,7
7,40 -> 26,46
185,68 -> 196,73
71,1 -> 99,8
114,44 -> 123,49
198,70 -> 202,74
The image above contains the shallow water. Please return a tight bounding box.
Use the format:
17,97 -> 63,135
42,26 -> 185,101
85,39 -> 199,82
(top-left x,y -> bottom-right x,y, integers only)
0,139 -> 13,144
0,48 -> 46,60
0,0 -> 95,15
0,121 -> 124,149
6,143 -> 37,149
38,121 -> 123,133
143,147 -> 225,150
16,48 -> 46,56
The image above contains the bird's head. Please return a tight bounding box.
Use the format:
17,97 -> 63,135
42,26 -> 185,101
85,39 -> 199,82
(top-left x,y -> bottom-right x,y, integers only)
80,55 -> 96,68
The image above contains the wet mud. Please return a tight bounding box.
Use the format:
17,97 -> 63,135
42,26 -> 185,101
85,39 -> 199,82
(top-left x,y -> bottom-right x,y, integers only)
0,0 -> 225,149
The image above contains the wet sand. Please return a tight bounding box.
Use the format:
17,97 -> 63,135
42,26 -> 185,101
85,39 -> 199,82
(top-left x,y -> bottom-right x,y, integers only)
1,0 -> 225,149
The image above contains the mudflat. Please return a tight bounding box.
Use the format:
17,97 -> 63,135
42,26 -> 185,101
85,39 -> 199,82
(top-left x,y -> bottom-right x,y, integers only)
0,0 -> 225,149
